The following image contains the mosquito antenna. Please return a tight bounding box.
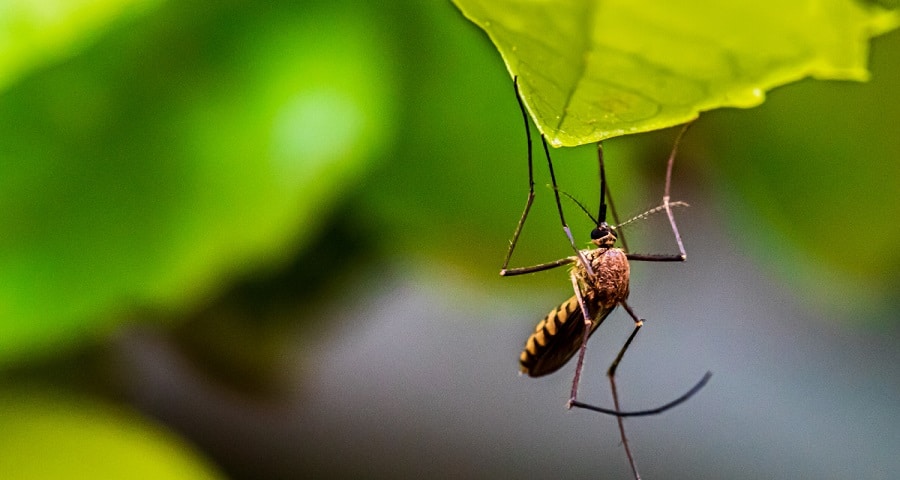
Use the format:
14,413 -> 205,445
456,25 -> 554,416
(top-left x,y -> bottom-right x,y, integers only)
614,201 -> 690,230
558,189 -> 599,225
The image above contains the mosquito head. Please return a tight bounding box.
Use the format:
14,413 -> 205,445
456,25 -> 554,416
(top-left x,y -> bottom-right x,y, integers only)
590,222 -> 617,248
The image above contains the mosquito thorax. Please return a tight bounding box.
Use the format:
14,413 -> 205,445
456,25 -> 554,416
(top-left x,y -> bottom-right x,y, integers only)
589,223 -> 617,248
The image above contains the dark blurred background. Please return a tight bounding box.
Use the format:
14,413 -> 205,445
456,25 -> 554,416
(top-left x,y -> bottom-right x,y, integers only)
1,1 -> 898,479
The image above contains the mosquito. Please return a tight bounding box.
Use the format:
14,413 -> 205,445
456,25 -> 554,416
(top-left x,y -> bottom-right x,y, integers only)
501,78 -> 712,480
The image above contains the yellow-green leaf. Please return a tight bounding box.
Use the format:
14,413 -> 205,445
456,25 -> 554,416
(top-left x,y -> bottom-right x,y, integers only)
453,0 -> 899,145
0,392 -> 222,480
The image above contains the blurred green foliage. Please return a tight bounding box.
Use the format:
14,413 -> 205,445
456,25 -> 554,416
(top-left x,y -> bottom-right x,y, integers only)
0,390 -> 222,479
0,0 -> 161,91
0,1 -> 395,364
0,0 -> 897,477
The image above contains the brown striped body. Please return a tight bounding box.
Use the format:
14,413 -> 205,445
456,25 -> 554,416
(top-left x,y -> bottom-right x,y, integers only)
519,246 -> 630,377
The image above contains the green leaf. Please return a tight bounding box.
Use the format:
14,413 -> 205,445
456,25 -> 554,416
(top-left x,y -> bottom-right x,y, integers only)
0,0 -> 162,93
453,0 -> 899,146
0,391 -> 223,480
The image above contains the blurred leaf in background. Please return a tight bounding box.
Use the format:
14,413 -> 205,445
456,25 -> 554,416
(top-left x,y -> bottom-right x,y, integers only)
0,0 -> 397,364
0,0 -> 161,91
0,391 -> 222,480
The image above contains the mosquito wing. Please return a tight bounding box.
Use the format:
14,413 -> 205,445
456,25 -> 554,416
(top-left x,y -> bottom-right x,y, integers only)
519,293 -> 615,377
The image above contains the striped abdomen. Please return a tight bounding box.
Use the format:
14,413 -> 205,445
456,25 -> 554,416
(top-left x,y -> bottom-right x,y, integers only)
519,293 -> 615,377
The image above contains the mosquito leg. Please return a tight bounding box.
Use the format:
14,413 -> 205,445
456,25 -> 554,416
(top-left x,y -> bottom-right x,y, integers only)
568,296 -> 712,418
625,122 -> 694,263
605,191 -> 629,253
567,271 -> 593,408
542,135 -> 594,277
569,373 -> 712,417
500,77 -> 537,275
501,256 -> 576,277
663,122 -> 694,206
625,252 -> 685,262
609,300 -> 644,480
501,78 -> 592,276
610,337 -> 641,480
596,142 -> 632,255
660,122 -> 693,261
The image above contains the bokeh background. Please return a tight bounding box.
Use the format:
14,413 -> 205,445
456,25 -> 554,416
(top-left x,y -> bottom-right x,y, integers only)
1,1 -> 899,479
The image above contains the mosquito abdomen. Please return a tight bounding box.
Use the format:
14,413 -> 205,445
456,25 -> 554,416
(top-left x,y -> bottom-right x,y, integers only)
520,294 -> 611,377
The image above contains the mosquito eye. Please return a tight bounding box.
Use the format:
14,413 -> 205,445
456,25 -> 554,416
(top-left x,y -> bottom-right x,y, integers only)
590,228 -> 604,240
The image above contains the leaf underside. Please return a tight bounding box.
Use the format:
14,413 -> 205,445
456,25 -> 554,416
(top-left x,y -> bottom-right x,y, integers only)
454,0 -> 899,146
